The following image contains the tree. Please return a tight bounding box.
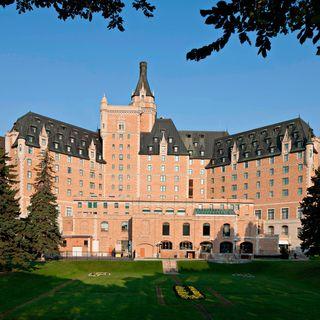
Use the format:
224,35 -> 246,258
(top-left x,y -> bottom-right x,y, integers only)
299,168 -> 320,256
0,0 -> 155,31
0,150 -> 33,271
26,150 -> 62,260
187,0 -> 320,61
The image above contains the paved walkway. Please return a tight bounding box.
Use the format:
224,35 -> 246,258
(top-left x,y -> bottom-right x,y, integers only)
162,259 -> 179,274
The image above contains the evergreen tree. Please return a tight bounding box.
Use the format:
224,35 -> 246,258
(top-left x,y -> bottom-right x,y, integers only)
26,150 -> 61,259
299,168 -> 320,256
0,150 -> 33,271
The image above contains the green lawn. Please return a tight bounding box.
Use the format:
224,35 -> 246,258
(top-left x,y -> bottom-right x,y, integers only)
0,259 -> 320,319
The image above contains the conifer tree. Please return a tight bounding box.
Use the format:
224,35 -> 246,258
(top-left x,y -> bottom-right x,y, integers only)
26,150 -> 61,259
0,150 -> 33,270
299,168 -> 320,256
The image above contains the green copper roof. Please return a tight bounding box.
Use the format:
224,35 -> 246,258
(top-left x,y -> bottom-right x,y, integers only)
194,208 -> 235,215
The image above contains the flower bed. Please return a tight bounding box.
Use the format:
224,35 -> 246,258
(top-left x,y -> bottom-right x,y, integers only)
88,272 -> 111,277
174,285 -> 205,300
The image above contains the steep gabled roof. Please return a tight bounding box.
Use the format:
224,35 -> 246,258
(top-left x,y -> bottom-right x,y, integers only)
139,118 -> 189,155
11,112 -> 105,163
179,130 -> 228,159
132,61 -> 154,98
207,117 -> 313,168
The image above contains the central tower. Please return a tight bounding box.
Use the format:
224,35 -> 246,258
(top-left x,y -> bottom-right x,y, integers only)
131,61 -> 156,132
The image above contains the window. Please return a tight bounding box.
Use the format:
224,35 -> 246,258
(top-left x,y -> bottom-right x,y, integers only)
175,156 -> 179,162
223,224 -> 231,237
182,223 -> 190,236
297,152 -> 303,160
147,164 -> 152,171
281,208 -> 289,219
298,164 -> 303,172
256,170 -> 261,177
282,189 -> 289,197
244,172 -> 249,179
269,191 -> 274,198
160,185 -> 166,192
121,222 -> 128,232
27,183 -> 32,191
114,203 -> 119,209
174,185 -> 179,192
256,192 -> 261,199
267,209 -> 275,220
297,207 -> 303,219
179,241 -> 193,250
175,165 -> 179,172
203,223 -> 210,236
298,176 -> 303,184
268,226 -> 274,235
283,177 -> 289,185
255,210 -> 262,219
270,168 -> 274,175
283,166 -> 289,174
244,162 -> 249,169
298,188 -> 303,196
27,159 -> 32,166
66,207 -> 73,217
147,175 -> 152,182
67,167 -> 72,174
101,221 -> 109,231
162,223 -> 170,236
269,156 -> 275,164
231,174 -> 237,181
161,165 -> 165,172
67,189 -> 71,196
232,184 -> 237,191
161,241 -> 172,250
256,181 -> 261,189
282,225 -> 289,235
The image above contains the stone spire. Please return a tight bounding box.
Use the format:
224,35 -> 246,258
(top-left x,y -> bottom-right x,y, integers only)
101,94 -> 107,106
132,61 -> 154,98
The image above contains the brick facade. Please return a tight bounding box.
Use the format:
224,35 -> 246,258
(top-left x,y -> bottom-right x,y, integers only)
4,62 -> 317,258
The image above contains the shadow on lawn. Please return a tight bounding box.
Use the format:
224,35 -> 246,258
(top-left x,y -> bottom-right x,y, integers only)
0,267 -> 202,320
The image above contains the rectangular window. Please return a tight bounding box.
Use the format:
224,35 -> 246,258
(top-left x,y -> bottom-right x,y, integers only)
298,164 -> 303,172
267,209 -> 275,220
255,209 -> 262,219
282,208 -> 289,219
66,207 -> 73,217
282,177 -> 289,185
282,189 -> 289,197
283,166 -> 289,174
188,179 -> 193,198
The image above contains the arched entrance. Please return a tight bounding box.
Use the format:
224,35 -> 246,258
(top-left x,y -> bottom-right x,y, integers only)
220,241 -> 233,253
240,242 -> 253,254
200,241 -> 213,254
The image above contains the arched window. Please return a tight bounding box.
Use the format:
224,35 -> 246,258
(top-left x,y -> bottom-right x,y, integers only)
203,223 -> 210,236
101,221 -> 109,231
162,222 -> 170,236
183,223 -> 190,236
240,242 -> 253,253
179,241 -> 193,250
223,223 -> 231,237
220,241 -> 233,253
268,226 -> 274,235
200,241 -> 213,253
161,241 -> 172,250
282,225 -> 289,235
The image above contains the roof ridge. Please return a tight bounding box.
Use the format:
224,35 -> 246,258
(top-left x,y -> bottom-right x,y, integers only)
17,111 -> 99,136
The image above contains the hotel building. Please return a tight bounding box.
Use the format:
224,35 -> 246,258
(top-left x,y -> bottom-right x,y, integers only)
3,62 -> 319,258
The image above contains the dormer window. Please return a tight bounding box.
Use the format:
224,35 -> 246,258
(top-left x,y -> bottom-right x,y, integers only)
67,146 -> 71,152
200,134 -> 205,138
219,149 -> 223,155
270,147 -> 275,153
253,141 -> 258,147
27,136 -> 34,143
189,150 -> 193,156
79,149 -> 83,155
194,142 -> 198,147
58,134 -> 63,140
245,152 -> 249,158
257,150 -> 262,156
30,126 -> 37,133
153,137 -> 158,143
118,122 -> 125,131
54,142 -> 59,149
168,137 -> 173,143
222,157 -> 226,163
70,137 -> 75,143
81,140 -> 86,147
173,146 -> 178,153
187,134 -> 191,138
148,146 -> 153,152
98,155 -> 102,160
200,151 -> 205,156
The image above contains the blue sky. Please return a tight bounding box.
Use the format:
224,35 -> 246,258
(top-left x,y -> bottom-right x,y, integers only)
0,0 -> 319,136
